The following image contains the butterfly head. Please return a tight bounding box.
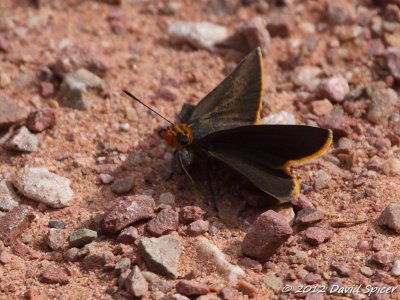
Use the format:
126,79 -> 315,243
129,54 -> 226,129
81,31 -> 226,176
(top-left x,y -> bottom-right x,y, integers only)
159,123 -> 193,148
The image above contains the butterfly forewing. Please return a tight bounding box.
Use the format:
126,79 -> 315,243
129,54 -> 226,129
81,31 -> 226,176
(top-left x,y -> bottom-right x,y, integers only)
186,48 -> 263,140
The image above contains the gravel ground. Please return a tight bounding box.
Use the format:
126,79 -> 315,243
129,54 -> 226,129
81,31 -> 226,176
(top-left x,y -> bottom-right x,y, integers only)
0,0 -> 400,299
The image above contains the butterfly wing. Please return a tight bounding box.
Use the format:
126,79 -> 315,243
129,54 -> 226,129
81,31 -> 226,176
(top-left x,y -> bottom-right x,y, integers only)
197,125 -> 332,202
186,48 -> 264,140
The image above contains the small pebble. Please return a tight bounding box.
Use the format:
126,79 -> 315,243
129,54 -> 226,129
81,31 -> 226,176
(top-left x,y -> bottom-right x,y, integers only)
381,158 -> 400,176
110,177 -> 134,194
371,250 -> 394,266
100,173 -> 114,184
295,208 -> 324,225
391,260 -> 400,276
158,192 -> 175,206
360,266 -> 374,277
46,228 -> 68,250
314,170 -> 331,191
261,275 -> 283,292
40,265 -> 69,285
116,226 -> 139,244
49,220 -> 66,229
114,258 -> 131,275
236,280 -> 257,298
187,220 -> 209,236
68,228 -> 98,248
146,208 -> 179,237
330,263 -> 351,277
4,126 -> 39,152
377,203 -> 400,233
304,227 -> 333,245
0,180 -> 20,211
317,75 -> 349,102
180,206 -> 206,224
124,266 -> 148,297
26,108 -> 56,132
13,167 -> 74,208
176,280 -> 210,296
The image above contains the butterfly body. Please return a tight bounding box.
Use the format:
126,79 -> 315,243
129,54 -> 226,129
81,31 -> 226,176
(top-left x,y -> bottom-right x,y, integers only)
128,47 -> 332,203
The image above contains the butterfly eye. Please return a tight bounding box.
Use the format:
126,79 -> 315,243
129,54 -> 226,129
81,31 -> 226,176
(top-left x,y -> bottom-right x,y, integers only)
158,128 -> 167,138
177,133 -> 189,145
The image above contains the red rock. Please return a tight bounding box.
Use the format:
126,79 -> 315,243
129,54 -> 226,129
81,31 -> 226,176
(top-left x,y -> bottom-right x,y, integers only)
237,280 -> 257,298
220,287 -> 241,300
304,273 -> 322,284
311,99 -> 333,116
39,82 -> 54,97
317,114 -> 353,137
291,194 -> 315,210
371,238 -> 383,252
146,208 -> 178,237
186,220 -> 209,236
180,206 -> 206,224
242,210 -> 293,261
304,227 -> 333,245
372,250 -> 394,266
331,262 -> 352,277
124,266 -> 148,297
326,1 -> 356,25
51,44 -> 112,78
116,226 -> 139,244
0,205 -> 35,246
102,195 -> 155,233
295,208 -> 324,225
82,247 -> 115,270
219,17 -> 270,55
240,257 -> 262,272
26,108 -> 56,132
0,92 -> 28,129
40,265 -> 70,285
176,280 -> 210,296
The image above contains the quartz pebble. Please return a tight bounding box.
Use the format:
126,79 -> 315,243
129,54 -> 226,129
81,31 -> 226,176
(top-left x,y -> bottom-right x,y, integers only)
195,236 -> 244,282
13,167 -> 74,208
168,21 -> 228,51
4,126 -> 39,152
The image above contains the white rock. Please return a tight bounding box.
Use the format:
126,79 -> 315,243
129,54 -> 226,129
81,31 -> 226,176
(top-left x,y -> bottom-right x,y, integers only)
13,167 -> 74,208
4,126 -> 39,152
168,21 -> 228,51
261,111 -> 296,125
195,236 -> 244,282
391,260 -> 400,276
0,180 -> 20,211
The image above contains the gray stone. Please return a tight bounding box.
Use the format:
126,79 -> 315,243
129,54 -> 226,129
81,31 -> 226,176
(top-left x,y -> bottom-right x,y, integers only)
381,158 -> 400,176
262,275 -> 283,292
12,167 -> 74,208
292,66 -> 322,92
0,180 -> 20,211
317,75 -> 349,102
110,177 -> 134,194
360,266 -> 374,277
59,68 -> 104,110
139,234 -> 181,279
68,228 -> 97,248
168,21 -> 228,51
367,87 -> 398,124
114,258 -> 131,275
4,126 -> 39,152
46,228 -> 68,250
125,266 -> 148,297
0,92 -> 28,129
377,203 -> 400,233
314,170 -> 331,191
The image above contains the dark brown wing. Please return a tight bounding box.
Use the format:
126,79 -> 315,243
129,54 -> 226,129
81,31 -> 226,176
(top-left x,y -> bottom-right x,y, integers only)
198,125 -> 332,202
186,48 -> 264,140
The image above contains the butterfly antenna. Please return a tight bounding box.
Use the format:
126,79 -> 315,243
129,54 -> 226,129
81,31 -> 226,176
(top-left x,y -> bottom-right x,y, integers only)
178,150 -> 194,184
122,89 -> 175,126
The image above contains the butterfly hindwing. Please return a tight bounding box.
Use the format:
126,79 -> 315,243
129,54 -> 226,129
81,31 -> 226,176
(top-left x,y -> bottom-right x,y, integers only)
186,48 -> 264,140
197,125 -> 332,202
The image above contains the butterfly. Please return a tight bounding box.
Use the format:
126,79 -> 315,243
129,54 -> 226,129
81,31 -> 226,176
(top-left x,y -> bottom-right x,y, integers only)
124,47 -> 332,203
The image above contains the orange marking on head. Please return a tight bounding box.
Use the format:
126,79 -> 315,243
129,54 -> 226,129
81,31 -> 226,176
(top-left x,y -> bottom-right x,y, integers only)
163,123 -> 193,148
